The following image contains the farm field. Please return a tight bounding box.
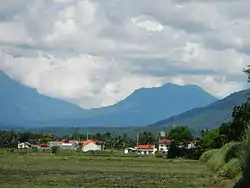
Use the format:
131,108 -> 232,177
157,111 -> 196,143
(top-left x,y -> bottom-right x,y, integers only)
0,152 -> 226,188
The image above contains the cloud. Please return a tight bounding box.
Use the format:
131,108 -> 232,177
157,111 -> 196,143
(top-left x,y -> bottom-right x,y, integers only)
0,0 -> 249,108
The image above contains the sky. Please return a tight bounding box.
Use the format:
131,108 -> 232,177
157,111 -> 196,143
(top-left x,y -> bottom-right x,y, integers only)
0,0 -> 250,109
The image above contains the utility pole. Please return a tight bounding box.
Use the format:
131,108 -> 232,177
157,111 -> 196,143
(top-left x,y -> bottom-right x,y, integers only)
136,133 -> 139,147
86,131 -> 88,140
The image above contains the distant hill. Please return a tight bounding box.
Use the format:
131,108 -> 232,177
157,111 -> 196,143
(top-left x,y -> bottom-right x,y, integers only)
0,72 -> 87,127
0,71 -> 218,127
81,83 -> 218,126
148,88 -> 250,131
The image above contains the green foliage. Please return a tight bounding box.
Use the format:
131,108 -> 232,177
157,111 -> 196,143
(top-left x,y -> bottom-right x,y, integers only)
202,129 -> 227,149
31,147 -> 39,152
167,142 -> 179,159
51,146 -> 59,155
155,151 -> 166,158
195,129 -> 227,159
199,149 -> 219,162
234,125 -> 250,187
207,142 -> 240,171
138,131 -> 156,145
219,102 -> 250,142
220,158 -> 241,179
168,126 -> 193,143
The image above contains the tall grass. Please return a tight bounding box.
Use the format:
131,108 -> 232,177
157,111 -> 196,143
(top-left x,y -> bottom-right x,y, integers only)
207,142 -> 241,171
220,158 -> 241,179
234,125 -> 250,187
199,149 -> 219,162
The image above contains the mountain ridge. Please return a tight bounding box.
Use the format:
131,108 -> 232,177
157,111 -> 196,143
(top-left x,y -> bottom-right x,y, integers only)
0,71 -> 218,127
148,88 -> 249,130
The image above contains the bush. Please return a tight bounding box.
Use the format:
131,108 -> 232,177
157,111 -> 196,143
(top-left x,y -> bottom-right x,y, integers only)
207,142 -> 240,171
199,149 -> 219,162
220,158 -> 241,179
234,125 -> 250,187
167,142 -> 179,158
51,146 -> 59,155
31,147 -> 39,152
155,152 -> 166,158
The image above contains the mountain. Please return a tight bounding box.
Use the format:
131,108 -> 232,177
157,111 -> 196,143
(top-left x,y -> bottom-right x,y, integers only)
0,72 -> 87,127
0,71 -> 218,127
148,88 -> 250,131
79,83 -> 218,126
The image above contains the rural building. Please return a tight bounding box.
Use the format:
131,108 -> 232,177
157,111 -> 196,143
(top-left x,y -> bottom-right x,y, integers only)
136,145 -> 157,155
48,141 -> 62,148
60,142 -> 78,150
124,147 -> 136,154
18,142 -> 30,149
82,140 -> 103,152
158,139 -> 173,152
61,140 -> 80,145
18,142 -> 41,149
36,143 -> 48,147
187,141 -> 196,149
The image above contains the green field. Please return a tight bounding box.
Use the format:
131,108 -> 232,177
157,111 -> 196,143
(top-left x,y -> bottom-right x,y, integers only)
0,151 -> 227,188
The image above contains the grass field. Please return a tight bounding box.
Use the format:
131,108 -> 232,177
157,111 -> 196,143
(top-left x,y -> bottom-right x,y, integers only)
0,151 -> 226,188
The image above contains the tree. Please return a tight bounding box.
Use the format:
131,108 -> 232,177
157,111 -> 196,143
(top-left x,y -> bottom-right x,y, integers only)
168,126 -> 193,143
139,132 -> 156,145
219,102 -> 250,142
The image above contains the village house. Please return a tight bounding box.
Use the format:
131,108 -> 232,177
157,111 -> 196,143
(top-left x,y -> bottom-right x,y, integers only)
18,142 -> 42,149
158,139 -> 174,152
187,141 -> 196,149
36,143 -> 48,148
124,147 -> 136,154
18,142 -> 30,149
82,139 -> 103,152
136,145 -> 157,155
61,143 -> 77,150
48,141 -> 62,148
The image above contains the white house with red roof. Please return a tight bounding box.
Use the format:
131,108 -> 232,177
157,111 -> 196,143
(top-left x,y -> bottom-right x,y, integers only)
82,139 -> 103,152
158,139 -> 174,152
136,145 -> 157,155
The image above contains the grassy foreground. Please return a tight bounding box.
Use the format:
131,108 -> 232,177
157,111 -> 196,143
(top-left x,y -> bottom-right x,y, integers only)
0,152 -> 223,188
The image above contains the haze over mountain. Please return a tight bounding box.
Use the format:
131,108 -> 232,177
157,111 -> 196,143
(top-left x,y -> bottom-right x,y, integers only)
0,72 -> 218,127
149,88 -> 250,131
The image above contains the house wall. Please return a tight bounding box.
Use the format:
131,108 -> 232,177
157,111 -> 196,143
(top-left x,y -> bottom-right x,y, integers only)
159,144 -> 169,152
48,141 -> 62,148
82,143 -> 101,152
60,143 -> 77,150
18,143 -> 29,149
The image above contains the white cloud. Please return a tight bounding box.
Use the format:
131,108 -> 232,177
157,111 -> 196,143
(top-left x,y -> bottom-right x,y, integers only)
0,0 -> 250,108
131,15 -> 164,32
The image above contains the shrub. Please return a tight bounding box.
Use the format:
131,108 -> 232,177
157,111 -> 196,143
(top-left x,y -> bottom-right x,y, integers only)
167,142 -> 179,158
207,142 -> 240,171
155,152 -> 166,158
199,149 -> 219,162
220,158 -> 241,179
31,147 -> 39,152
234,125 -> 250,187
51,146 -> 59,155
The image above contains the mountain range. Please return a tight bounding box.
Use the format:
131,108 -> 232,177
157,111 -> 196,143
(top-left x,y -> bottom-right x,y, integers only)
0,71 -> 218,128
149,88 -> 250,131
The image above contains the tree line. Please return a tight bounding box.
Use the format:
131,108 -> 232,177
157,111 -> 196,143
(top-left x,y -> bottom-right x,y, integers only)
0,125 -> 195,150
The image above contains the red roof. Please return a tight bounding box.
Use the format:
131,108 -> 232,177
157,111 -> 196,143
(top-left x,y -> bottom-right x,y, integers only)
36,143 -> 48,147
82,139 -> 102,146
137,145 -> 154,150
158,139 -> 174,144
